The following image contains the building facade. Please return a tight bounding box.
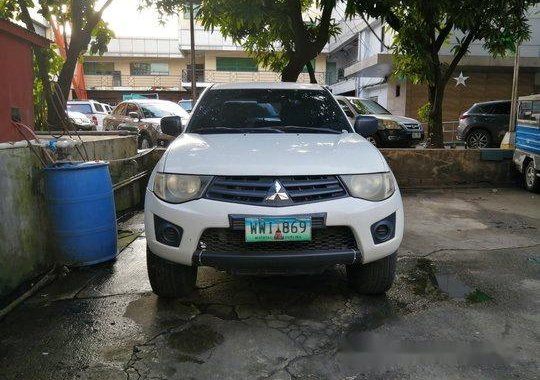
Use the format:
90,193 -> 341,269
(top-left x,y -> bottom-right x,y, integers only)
327,4 -> 540,123
83,11 -> 328,105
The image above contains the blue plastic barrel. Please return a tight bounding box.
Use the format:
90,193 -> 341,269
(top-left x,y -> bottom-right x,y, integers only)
44,161 -> 117,266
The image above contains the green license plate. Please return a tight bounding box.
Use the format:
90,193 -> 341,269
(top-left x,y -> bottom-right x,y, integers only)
245,216 -> 312,243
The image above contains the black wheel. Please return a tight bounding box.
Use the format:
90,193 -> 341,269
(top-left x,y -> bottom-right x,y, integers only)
466,129 -> 491,148
366,135 -> 379,147
147,247 -> 197,298
346,251 -> 397,295
138,134 -> 153,149
524,161 -> 540,193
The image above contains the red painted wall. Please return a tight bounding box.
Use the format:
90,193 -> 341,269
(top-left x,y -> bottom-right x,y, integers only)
0,31 -> 36,142
0,20 -> 49,143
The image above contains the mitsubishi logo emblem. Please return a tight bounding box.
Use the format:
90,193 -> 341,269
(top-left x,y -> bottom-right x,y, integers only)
265,180 -> 290,202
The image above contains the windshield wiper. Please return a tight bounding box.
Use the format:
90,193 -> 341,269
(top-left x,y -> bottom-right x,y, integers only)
275,126 -> 344,134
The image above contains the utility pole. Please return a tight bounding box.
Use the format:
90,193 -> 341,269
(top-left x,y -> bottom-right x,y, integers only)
189,1 -> 197,101
504,44 -> 520,149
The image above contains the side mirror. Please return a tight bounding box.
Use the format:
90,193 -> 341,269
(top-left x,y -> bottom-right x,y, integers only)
354,115 -> 379,138
161,115 -> 183,137
128,111 -> 140,121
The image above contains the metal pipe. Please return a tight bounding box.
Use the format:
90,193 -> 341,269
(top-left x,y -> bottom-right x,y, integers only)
189,1 -> 197,101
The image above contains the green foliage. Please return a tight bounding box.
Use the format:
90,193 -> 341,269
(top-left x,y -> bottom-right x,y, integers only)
89,19 -> 115,55
417,102 -> 431,123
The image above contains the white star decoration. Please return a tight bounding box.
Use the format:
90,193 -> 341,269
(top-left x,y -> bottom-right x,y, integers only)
454,72 -> 469,87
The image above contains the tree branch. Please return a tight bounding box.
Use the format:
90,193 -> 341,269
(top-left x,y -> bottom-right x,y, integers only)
360,13 -> 390,50
434,21 -> 453,51
16,0 -> 35,31
285,0 -> 308,48
442,31 -> 476,83
314,0 -> 336,47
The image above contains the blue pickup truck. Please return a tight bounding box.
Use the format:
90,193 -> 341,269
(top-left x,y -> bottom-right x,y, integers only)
513,94 -> 540,192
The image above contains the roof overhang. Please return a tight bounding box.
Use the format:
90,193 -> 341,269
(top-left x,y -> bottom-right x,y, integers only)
0,18 -> 50,47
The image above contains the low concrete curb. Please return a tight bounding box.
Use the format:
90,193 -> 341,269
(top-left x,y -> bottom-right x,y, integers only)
381,149 -> 517,188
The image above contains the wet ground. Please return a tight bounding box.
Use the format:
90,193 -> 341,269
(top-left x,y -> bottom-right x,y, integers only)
0,188 -> 539,379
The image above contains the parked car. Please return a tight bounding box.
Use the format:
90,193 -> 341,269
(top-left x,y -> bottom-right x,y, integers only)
335,95 -> 424,147
103,99 -> 190,148
67,111 -> 96,131
178,99 -> 193,113
513,94 -> 540,192
456,100 -> 511,148
66,100 -> 108,131
144,82 -> 403,298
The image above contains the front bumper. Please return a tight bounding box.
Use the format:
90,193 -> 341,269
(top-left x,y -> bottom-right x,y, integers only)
196,249 -> 357,275
379,129 -> 424,144
145,189 -> 404,268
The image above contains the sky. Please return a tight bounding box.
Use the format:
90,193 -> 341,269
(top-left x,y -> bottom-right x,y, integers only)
101,0 -> 178,39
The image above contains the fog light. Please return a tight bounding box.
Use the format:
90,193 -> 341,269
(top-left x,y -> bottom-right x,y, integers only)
370,213 -> 396,244
154,215 -> 183,247
375,223 -> 390,238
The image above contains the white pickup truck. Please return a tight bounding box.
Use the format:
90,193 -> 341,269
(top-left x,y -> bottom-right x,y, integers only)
144,83 -> 404,297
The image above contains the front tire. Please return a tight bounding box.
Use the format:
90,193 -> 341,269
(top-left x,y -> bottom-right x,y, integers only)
147,247 -> 197,297
466,129 -> 491,148
524,161 -> 540,193
347,252 -> 397,295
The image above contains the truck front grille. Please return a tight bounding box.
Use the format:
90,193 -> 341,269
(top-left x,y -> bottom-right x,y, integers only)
198,227 -> 358,253
205,175 -> 347,206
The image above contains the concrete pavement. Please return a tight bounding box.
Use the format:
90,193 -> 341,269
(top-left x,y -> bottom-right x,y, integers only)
0,188 -> 538,379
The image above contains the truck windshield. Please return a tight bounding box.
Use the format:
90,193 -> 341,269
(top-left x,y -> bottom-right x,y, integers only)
187,89 -> 352,134
349,98 -> 391,115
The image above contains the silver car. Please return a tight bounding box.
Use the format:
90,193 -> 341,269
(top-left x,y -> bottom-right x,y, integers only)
335,96 -> 424,147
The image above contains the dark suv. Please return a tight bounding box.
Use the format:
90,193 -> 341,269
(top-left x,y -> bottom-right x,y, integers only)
457,100 -> 511,148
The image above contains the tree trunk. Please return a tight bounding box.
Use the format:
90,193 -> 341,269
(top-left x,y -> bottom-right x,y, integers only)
281,60 -> 304,82
427,80 -> 445,148
34,48 -> 54,130
306,61 -> 317,83
47,39 -> 86,128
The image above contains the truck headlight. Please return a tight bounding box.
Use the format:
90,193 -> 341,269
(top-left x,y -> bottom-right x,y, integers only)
378,119 -> 402,130
153,173 -> 212,203
340,172 -> 395,201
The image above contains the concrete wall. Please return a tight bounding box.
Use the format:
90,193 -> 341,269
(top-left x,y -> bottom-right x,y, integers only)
0,147 -> 53,303
381,149 -> 516,188
0,135 -> 153,304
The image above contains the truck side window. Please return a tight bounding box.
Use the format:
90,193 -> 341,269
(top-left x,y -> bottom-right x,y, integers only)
519,101 -> 532,120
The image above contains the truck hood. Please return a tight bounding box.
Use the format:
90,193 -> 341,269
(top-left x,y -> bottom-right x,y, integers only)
162,133 -> 389,175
